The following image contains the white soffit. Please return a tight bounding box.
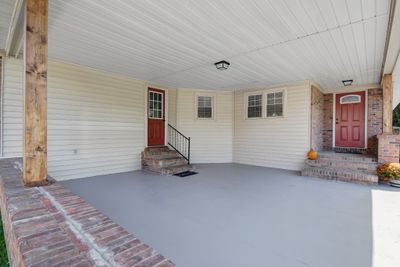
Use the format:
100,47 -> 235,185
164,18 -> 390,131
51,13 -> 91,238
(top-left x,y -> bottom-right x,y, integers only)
2,0 -> 392,91
0,0 -> 15,49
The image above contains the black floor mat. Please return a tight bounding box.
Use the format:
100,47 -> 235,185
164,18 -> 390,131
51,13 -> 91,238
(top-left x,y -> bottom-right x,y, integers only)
174,171 -> 198,177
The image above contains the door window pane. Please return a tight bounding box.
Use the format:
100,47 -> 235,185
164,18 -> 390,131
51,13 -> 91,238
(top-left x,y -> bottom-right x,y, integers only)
149,91 -> 163,119
340,95 -> 361,104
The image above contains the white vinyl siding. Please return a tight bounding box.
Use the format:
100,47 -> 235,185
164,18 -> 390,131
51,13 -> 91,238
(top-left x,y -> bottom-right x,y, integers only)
168,88 -> 177,127
2,58 -> 312,176
234,83 -> 311,170
176,89 -> 233,163
2,58 -> 146,180
2,58 -> 23,157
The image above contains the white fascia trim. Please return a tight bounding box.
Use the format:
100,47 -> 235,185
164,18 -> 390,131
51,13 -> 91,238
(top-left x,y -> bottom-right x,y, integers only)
383,0 -> 400,75
5,0 -> 25,57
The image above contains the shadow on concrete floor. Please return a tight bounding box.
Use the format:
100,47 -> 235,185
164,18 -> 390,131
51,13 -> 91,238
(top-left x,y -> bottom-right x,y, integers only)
63,163 -> 400,267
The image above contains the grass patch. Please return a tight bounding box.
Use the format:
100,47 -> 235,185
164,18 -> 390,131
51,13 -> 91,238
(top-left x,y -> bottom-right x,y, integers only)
0,215 -> 8,266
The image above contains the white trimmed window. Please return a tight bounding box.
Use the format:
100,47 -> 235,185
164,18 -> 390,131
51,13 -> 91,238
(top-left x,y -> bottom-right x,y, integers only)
197,96 -> 213,119
247,94 -> 262,118
266,91 -> 284,117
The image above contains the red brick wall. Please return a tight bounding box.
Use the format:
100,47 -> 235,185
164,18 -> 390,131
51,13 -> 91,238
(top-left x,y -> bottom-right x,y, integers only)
378,134 -> 400,163
311,86 -> 324,151
322,94 -> 333,150
367,88 -> 384,154
321,89 -> 383,154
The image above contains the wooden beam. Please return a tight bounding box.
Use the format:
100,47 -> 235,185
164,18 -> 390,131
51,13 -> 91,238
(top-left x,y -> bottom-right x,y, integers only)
383,74 -> 393,134
23,0 -> 48,186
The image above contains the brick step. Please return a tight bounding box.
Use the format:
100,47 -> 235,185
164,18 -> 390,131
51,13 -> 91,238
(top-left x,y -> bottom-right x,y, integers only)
144,157 -> 188,168
142,151 -> 180,160
333,147 -> 367,154
143,163 -> 193,176
301,167 -> 378,184
143,146 -> 171,156
305,159 -> 377,173
142,146 -> 193,175
317,152 -> 377,163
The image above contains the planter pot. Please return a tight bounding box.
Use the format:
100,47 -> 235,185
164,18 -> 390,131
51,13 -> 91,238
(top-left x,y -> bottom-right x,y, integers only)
390,179 -> 400,188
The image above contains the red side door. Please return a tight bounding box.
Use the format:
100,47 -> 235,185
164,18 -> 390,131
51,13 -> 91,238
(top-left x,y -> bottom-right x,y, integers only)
147,88 -> 165,146
335,91 -> 365,148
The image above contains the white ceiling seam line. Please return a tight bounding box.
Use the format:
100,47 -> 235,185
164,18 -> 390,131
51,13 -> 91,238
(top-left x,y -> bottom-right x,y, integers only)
148,14 -> 389,83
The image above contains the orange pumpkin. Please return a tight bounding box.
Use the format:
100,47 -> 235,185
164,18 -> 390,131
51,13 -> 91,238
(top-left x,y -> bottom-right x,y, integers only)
307,149 -> 318,160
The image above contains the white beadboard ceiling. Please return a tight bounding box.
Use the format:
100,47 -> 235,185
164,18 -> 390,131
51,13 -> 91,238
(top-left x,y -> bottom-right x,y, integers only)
1,0 -> 392,91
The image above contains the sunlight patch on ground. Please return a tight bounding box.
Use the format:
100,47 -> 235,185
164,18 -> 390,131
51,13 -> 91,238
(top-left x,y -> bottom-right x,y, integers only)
372,189 -> 400,267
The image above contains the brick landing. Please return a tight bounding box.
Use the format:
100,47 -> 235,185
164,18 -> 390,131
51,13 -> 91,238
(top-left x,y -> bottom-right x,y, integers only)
0,158 -> 174,267
301,152 -> 379,184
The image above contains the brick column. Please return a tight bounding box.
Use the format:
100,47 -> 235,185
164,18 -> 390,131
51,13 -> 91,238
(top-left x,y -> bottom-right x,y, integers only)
377,134 -> 400,164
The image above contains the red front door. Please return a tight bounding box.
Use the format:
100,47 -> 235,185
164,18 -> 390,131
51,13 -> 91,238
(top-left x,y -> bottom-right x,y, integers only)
335,91 -> 366,148
147,88 -> 165,146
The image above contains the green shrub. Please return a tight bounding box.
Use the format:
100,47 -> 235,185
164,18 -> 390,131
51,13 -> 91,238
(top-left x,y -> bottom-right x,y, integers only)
377,163 -> 400,181
0,215 -> 8,266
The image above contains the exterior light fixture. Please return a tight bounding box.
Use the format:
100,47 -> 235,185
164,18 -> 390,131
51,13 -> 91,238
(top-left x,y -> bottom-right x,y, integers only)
214,60 -> 230,70
342,79 -> 353,86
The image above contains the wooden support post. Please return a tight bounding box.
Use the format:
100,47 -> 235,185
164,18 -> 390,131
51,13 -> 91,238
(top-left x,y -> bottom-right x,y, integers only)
382,74 -> 393,134
23,0 -> 48,186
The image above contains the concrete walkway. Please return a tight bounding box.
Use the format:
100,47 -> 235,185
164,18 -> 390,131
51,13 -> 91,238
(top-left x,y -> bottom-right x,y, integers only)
63,163 -> 400,267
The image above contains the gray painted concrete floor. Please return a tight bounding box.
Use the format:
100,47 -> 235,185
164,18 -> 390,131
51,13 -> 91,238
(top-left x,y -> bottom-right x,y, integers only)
63,163 -> 400,267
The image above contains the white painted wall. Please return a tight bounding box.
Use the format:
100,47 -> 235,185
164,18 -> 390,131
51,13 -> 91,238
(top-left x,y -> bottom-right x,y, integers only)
233,82 -> 311,170
2,58 -> 146,180
176,89 -> 234,163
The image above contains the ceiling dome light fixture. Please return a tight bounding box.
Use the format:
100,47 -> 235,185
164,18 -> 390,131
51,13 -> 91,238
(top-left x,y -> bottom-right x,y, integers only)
214,60 -> 230,70
342,79 -> 353,86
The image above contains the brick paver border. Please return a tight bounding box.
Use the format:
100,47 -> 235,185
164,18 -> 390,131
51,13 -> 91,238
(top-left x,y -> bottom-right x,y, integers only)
0,158 -> 174,267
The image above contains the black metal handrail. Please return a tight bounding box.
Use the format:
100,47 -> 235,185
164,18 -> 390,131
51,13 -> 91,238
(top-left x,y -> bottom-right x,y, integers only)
168,124 -> 190,164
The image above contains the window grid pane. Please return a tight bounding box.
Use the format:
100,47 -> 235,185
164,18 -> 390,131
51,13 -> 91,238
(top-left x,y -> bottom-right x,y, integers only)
197,96 -> 213,118
266,92 -> 283,117
149,91 -> 163,119
248,94 -> 262,118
